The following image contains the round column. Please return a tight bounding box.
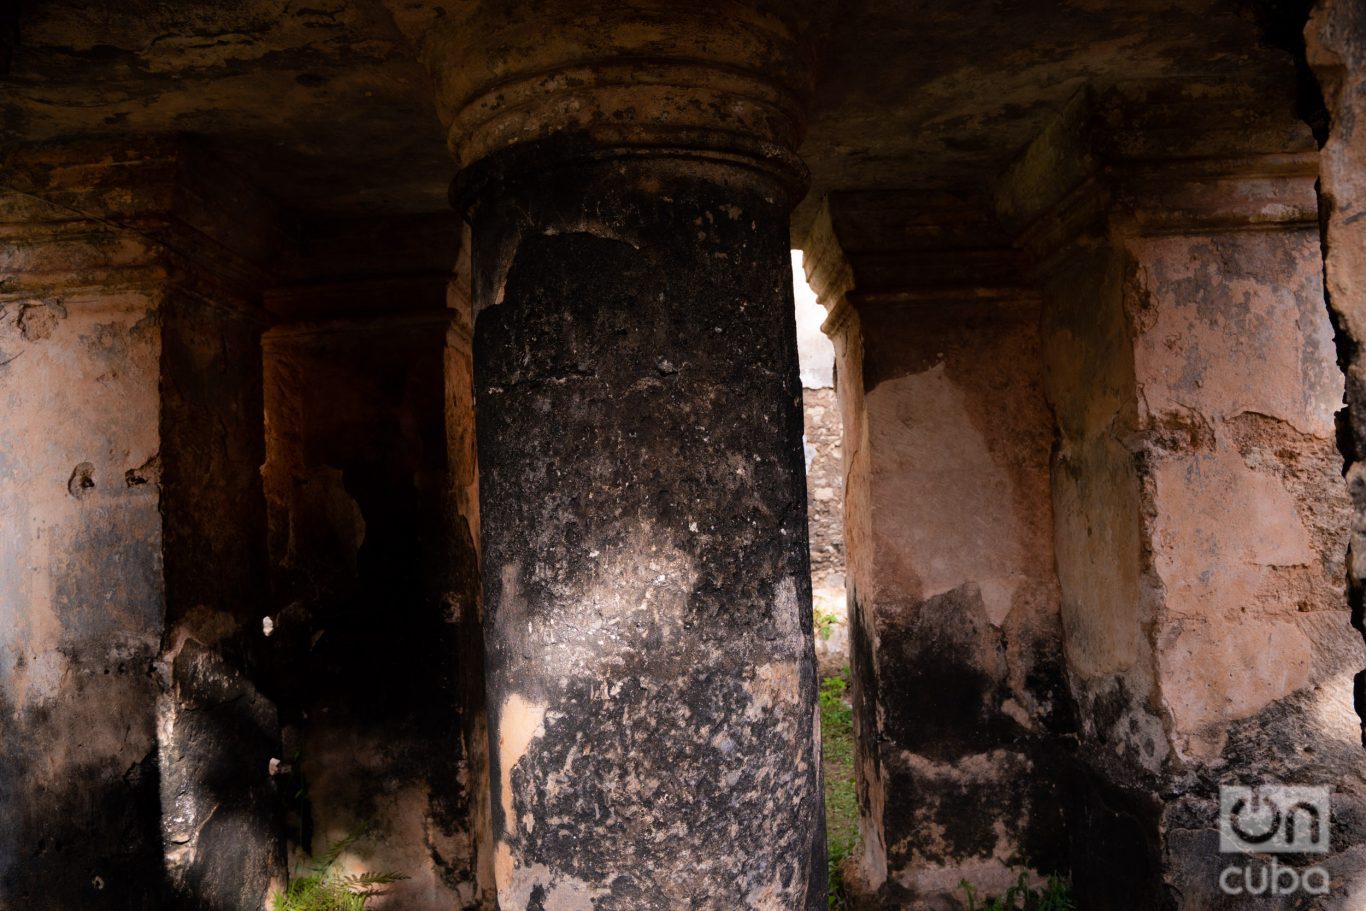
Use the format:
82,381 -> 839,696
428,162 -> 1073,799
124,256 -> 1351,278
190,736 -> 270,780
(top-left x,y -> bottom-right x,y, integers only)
407,3 -> 827,906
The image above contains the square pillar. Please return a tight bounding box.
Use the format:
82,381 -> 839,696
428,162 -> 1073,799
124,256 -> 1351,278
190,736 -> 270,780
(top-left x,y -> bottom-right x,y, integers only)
803,195 -> 1073,907
999,92 -> 1364,907
0,138 -> 282,909
260,259 -> 491,909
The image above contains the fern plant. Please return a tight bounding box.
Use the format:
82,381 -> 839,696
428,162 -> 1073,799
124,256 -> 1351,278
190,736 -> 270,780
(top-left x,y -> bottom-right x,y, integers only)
814,609 -> 841,641
275,828 -> 408,911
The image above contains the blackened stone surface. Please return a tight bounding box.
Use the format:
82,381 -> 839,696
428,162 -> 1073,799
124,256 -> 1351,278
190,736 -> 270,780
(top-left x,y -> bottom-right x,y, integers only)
1063,771 -> 1166,911
158,288 -> 283,911
0,670 -> 166,911
471,156 -> 824,909
159,638 -> 281,911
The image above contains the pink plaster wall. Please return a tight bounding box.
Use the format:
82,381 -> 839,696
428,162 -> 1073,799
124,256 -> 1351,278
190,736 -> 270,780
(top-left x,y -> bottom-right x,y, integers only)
834,297 -> 1069,906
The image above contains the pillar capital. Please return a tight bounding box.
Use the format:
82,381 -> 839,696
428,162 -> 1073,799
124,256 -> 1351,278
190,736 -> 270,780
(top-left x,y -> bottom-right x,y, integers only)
388,0 -> 822,204
800,191 -> 1034,342
0,136 -> 280,316
994,87 -> 1321,270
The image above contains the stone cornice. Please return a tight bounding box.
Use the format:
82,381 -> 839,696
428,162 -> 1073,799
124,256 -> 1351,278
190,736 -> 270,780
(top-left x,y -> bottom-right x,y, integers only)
802,82 -> 1320,330
996,88 -> 1321,271
800,190 -> 1035,336
0,137 -> 280,317
801,199 -> 855,316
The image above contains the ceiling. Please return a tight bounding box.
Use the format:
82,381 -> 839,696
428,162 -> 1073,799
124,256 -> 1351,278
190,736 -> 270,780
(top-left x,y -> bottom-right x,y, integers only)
0,0 -> 1311,243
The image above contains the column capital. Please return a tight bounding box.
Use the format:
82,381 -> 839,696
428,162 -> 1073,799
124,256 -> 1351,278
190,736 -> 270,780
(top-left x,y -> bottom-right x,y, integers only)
388,0 -> 824,206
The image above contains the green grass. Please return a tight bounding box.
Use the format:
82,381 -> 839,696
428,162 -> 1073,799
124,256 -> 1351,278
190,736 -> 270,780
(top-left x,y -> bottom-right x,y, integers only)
959,871 -> 1076,911
821,668 -> 859,909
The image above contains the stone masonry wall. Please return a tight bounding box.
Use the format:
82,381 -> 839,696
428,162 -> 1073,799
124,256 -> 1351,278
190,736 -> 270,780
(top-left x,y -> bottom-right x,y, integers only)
805,386 -> 846,674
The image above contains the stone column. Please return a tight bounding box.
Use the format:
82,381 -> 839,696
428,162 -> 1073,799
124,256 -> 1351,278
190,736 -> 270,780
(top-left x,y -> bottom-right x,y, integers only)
443,231 -> 499,910
998,92 -> 1364,908
802,194 -> 1072,907
390,3 -> 826,906
0,138 -> 282,909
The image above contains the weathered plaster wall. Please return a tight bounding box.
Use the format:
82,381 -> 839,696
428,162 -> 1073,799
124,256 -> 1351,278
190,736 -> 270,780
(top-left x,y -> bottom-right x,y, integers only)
1308,0 -> 1366,753
1039,242 -> 1159,783
831,297 -> 1070,908
0,138 -> 281,910
1040,222 -> 1362,907
261,299 -> 483,909
825,304 -> 884,896
0,283 -> 166,910
1137,232 -> 1346,758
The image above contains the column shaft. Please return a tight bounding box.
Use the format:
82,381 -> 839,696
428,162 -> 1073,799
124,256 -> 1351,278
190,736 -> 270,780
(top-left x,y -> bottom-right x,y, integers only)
470,157 -> 823,908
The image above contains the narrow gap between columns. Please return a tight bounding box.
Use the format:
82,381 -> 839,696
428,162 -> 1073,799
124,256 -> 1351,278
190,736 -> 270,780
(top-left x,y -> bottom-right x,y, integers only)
792,250 -> 857,910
